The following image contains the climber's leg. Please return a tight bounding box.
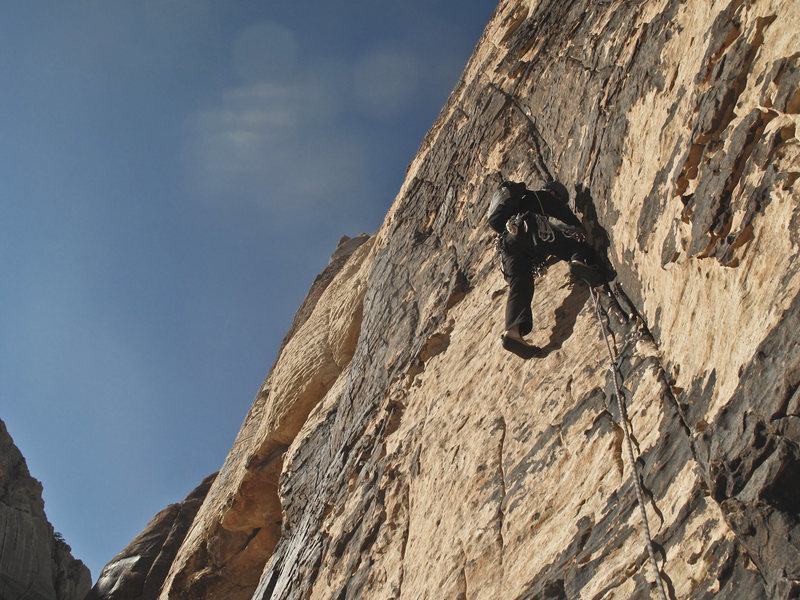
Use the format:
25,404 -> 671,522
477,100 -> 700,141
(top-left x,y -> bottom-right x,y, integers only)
546,231 -> 605,286
503,260 -> 535,338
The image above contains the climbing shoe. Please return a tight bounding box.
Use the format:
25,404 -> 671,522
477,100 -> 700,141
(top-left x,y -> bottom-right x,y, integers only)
569,259 -> 605,287
501,335 -> 543,359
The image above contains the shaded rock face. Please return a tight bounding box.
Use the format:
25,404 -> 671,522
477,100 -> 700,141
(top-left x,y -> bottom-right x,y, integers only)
84,473 -> 216,600
94,0 -> 798,598
0,418 -> 90,600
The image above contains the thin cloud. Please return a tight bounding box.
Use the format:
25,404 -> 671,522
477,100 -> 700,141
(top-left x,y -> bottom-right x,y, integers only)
233,21 -> 299,83
181,79 -> 366,214
183,83 -> 298,191
353,49 -> 420,118
181,20 -> 465,220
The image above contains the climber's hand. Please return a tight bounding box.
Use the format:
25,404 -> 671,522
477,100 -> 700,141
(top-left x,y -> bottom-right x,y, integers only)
566,225 -> 586,242
506,217 -> 519,236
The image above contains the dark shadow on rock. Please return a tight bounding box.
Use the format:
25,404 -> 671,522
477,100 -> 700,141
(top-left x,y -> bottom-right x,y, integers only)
539,280 -> 590,356
574,183 -> 618,281
529,181 -> 615,357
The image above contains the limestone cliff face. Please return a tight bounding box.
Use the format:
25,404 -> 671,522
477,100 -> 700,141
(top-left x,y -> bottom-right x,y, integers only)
0,418 -> 91,600
95,0 -> 799,598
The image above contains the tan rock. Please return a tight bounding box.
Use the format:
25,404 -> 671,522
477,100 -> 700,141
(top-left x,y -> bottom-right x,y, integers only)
251,1 -> 799,597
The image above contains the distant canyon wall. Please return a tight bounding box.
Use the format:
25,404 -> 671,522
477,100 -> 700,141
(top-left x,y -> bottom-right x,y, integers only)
0,418 -> 90,600
90,0 -> 799,598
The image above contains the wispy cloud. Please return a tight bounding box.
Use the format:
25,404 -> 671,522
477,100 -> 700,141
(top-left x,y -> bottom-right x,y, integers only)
179,18 -> 465,221
233,21 -> 299,82
353,49 -> 420,118
181,80 -> 366,212
180,19 -> 371,215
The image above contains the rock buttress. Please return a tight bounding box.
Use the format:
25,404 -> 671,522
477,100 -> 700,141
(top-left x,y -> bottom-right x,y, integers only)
87,235 -> 371,600
0,418 -> 91,600
156,234 -> 373,600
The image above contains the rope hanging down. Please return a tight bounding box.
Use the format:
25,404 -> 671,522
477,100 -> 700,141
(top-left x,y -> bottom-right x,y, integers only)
587,285 -> 669,600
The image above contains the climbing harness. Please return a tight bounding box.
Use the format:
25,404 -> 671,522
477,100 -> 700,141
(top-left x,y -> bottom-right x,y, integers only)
587,284 -> 669,600
532,257 -> 549,279
493,230 -> 549,279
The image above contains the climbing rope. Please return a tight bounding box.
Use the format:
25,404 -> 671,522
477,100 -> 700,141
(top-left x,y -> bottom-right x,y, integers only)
587,284 -> 669,600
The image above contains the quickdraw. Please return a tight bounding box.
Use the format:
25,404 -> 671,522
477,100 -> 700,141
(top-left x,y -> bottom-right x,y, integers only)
493,233 -> 506,276
533,212 -> 555,243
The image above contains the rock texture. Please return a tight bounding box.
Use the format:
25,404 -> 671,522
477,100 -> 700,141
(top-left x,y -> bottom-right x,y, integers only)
93,0 -> 799,598
0,418 -> 90,600
84,473 -> 217,600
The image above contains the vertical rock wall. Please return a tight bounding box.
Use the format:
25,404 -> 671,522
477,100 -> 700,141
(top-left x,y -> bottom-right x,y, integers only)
247,0 -> 799,597
0,418 -> 91,600
90,0 -> 799,598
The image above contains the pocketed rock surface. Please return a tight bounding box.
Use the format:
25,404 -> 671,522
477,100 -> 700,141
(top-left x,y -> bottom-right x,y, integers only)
91,1 -> 799,598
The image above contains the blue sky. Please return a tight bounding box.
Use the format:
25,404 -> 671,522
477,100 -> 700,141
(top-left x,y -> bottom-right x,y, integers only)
0,1 -> 497,581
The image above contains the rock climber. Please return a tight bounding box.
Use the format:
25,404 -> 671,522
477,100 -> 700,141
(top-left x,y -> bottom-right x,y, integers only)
488,179 -> 604,359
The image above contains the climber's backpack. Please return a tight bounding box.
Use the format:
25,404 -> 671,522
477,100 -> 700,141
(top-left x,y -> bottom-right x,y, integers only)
487,181 -> 526,233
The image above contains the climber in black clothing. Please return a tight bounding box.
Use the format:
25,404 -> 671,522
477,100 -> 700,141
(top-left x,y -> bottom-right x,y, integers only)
488,180 -> 604,359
